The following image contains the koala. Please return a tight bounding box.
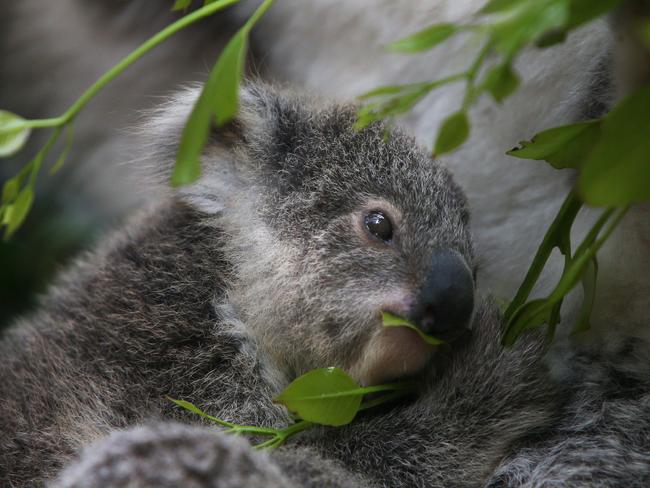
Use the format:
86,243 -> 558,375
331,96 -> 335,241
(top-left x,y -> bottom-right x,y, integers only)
2,0 -> 649,341
3,83 -> 649,488
0,83 -> 477,486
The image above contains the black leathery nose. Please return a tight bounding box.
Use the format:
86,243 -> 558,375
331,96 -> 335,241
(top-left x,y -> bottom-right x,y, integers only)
410,250 -> 475,342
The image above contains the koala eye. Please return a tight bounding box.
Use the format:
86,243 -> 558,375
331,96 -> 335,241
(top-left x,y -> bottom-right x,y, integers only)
364,211 -> 393,242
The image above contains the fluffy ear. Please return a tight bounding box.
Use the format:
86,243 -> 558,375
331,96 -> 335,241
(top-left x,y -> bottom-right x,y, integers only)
140,83 -> 293,214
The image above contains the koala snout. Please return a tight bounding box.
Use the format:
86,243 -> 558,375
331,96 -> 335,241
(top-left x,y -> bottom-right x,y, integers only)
409,250 -> 475,342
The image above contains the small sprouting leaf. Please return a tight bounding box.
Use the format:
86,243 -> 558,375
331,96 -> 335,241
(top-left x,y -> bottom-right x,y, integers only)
275,368 -> 362,427
0,110 -> 31,157
482,63 -> 520,102
172,0 -> 192,11
167,397 -> 233,427
507,119 -> 600,169
381,312 -> 444,345
3,187 -> 33,239
578,86 -> 650,205
434,111 -> 470,155
388,24 -> 457,53
572,256 -> 598,335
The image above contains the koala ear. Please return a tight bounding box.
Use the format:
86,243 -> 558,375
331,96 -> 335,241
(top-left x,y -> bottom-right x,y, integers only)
142,83 -> 291,214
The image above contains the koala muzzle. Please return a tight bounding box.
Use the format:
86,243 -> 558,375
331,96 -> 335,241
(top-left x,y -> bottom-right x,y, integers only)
410,250 -> 474,342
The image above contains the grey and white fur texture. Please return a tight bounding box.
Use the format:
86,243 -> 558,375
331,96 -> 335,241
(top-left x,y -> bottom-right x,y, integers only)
2,0 -> 649,338
1,84 -> 649,487
1,1 -> 650,487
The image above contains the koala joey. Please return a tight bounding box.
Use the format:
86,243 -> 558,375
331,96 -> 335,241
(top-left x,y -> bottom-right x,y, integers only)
0,83 -> 476,486
3,84 -> 649,488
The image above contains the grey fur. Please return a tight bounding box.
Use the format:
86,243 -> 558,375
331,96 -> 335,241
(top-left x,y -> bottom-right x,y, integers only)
1,83 -> 474,485
1,83 -> 648,488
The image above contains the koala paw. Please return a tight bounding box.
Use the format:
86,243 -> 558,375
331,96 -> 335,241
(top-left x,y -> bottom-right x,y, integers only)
51,422 -> 292,488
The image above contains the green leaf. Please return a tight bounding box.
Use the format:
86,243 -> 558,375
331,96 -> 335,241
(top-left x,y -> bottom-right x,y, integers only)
489,0 -> 570,55
480,0 -> 527,14
358,85 -> 412,100
3,187 -> 33,240
50,125 -> 74,175
578,86 -> 650,205
0,110 -> 31,157
388,24 -> 457,53
504,192 -> 582,324
572,256 -> 598,335
172,0 -> 192,11
482,63 -> 520,102
275,368 -> 362,427
167,397 -> 234,427
503,299 -> 553,346
566,0 -> 622,29
211,29 -> 248,127
507,119 -> 601,169
434,111 -> 470,155
2,178 -> 20,204
381,312 -> 444,345
172,29 -> 247,186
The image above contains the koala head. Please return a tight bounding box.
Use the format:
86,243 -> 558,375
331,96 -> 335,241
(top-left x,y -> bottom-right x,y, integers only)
147,83 -> 475,386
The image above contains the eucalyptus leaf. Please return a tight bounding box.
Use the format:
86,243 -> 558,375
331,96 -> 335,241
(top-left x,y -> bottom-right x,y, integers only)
172,0 -> 192,11
578,86 -> 650,205
388,24 -> 457,53
489,0 -> 569,55
167,397 -> 234,427
275,367 -> 362,427
381,312 -> 444,345
503,299 -> 553,346
507,119 -> 601,169
482,63 -> 520,102
480,0 -> 527,14
50,125 -> 75,175
211,29 -> 248,127
3,187 -> 33,240
172,29 -> 247,186
434,111 -> 470,155
2,178 -> 20,204
572,256 -> 598,335
0,110 -> 31,157
566,0 -> 622,29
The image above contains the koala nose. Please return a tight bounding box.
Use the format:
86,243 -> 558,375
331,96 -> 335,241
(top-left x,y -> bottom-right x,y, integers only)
410,250 -> 474,342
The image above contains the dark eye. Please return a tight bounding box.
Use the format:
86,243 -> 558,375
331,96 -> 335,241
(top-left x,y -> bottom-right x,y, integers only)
364,211 -> 393,242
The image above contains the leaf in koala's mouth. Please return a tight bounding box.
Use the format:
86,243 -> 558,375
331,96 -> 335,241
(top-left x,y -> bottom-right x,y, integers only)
381,312 -> 445,345
274,367 -> 363,427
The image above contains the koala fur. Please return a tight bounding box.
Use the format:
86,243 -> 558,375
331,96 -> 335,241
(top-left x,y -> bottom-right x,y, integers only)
1,83 -> 477,485
2,1 -> 650,487
1,83 -> 649,488
2,0 -> 648,338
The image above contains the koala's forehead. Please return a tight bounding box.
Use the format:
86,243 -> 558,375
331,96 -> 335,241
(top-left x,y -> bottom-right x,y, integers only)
254,105 -> 468,236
